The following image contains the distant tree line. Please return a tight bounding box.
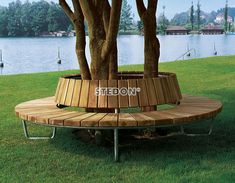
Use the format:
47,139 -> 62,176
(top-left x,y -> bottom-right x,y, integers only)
0,0 -> 71,37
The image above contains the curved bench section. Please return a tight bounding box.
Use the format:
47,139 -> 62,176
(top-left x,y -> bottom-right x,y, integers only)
15,95 -> 222,128
54,72 -> 182,109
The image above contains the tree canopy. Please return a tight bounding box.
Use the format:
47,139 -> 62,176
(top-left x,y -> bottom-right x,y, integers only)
0,0 -> 71,37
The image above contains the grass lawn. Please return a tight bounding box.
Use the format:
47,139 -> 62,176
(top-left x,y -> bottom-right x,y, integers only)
0,56 -> 235,182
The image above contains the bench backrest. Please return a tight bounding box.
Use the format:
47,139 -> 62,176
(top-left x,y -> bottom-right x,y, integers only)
55,72 -> 182,109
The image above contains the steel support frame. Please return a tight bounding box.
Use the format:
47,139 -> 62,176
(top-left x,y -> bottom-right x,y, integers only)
180,118 -> 214,137
22,120 -> 56,140
21,117 -> 214,162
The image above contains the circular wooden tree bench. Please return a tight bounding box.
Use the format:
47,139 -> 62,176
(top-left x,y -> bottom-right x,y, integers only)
15,72 -> 222,161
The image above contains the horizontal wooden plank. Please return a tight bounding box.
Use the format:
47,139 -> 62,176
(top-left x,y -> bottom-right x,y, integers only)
81,113 -> 107,127
99,113 -> 118,127
118,113 -> 137,127
15,94 -> 222,128
64,113 -> 96,127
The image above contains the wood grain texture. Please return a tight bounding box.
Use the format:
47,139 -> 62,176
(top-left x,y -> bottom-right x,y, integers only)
87,80 -> 99,108
108,80 -> 118,108
99,113 -> 118,126
98,80 -> 108,108
15,94 -> 222,127
152,78 -> 165,104
59,79 -> 70,104
65,79 -> 76,106
127,79 -> 139,107
137,79 -> 149,107
71,80 -> 82,107
145,78 -> 157,106
79,80 -> 90,108
118,80 -> 129,108
55,78 -> 63,102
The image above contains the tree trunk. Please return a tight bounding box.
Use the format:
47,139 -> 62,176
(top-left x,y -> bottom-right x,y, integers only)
136,0 -> 160,112
143,13 -> 160,78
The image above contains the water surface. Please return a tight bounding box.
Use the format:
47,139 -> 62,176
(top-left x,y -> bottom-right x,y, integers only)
0,35 -> 235,75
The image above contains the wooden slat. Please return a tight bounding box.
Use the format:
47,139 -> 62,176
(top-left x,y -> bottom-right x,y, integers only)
99,113 -> 118,127
152,78 -> 165,104
79,80 -> 90,108
145,78 -> 158,106
172,75 -> 182,99
118,80 -> 129,108
19,108 -> 60,121
166,76 -> 175,103
81,113 -> 107,127
71,80 -> 82,107
64,113 -> 96,126
36,111 -> 74,124
59,79 -> 70,105
87,80 -> 99,108
64,79 -> 76,106
98,80 -> 108,108
137,79 -> 149,107
161,77 -> 171,104
55,78 -> 62,102
15,95 -> 222,128
55,78 -> 66,103
142,111 -> 173,126
130,113 -> 155,126
27,110 -> 64,122
127,79 -> 139,107
49,112 -> 86,125
159,110 -> 189,124
118,113 -> 137,126
108,80 -> 118,108
168,76 -> 179,102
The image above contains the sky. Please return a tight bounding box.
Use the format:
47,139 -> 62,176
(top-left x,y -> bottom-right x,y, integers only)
0,0 -> 235,19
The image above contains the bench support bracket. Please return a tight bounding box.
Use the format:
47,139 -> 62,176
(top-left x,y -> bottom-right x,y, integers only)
180,119 -> 214,137
114,129 -> 119,162
22,120 -> 56,140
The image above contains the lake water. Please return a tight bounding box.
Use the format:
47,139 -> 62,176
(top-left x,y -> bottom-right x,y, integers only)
0,35 -> 235,75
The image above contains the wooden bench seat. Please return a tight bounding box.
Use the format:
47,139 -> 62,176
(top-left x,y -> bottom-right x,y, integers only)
15,73 -> 223,161
16,94 -> 222,128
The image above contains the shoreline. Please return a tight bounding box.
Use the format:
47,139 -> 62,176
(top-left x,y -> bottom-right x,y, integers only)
1,55 -> 234,76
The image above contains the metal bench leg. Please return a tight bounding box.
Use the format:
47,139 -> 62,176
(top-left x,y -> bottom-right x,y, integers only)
114,129 -> 119,162
22,120 -> 56,140
180,118 -> 214,137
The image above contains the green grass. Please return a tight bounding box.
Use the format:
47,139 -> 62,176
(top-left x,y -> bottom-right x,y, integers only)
0,56 -> 235,182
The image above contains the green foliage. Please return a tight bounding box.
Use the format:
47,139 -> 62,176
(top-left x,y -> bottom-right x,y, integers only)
0,0 -> 71,37
190,2 -> 195,30
196,1 -> 201,31
170,12 -> 189,26
224,1 -> 228,32
119,0 -> 133,32
137,20 -> 143,33
0,7 -> 8,36
1,56 -> 235,182
158,13 -> 170,34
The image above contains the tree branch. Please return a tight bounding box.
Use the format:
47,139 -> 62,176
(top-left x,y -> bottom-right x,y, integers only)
78,0 -> 95,24
103,0 -> 111,34
59,0 -> 77,23
101,0 -> 122,60
136,0 -> 146,17
147,0 -> 157,13
72,0 -> 91,79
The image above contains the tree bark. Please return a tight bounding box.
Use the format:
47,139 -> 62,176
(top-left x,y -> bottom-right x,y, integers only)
59,0 -> 91,80
136,0 -> 160,78
79,0 -> 122,80
136,0 -> 160,111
